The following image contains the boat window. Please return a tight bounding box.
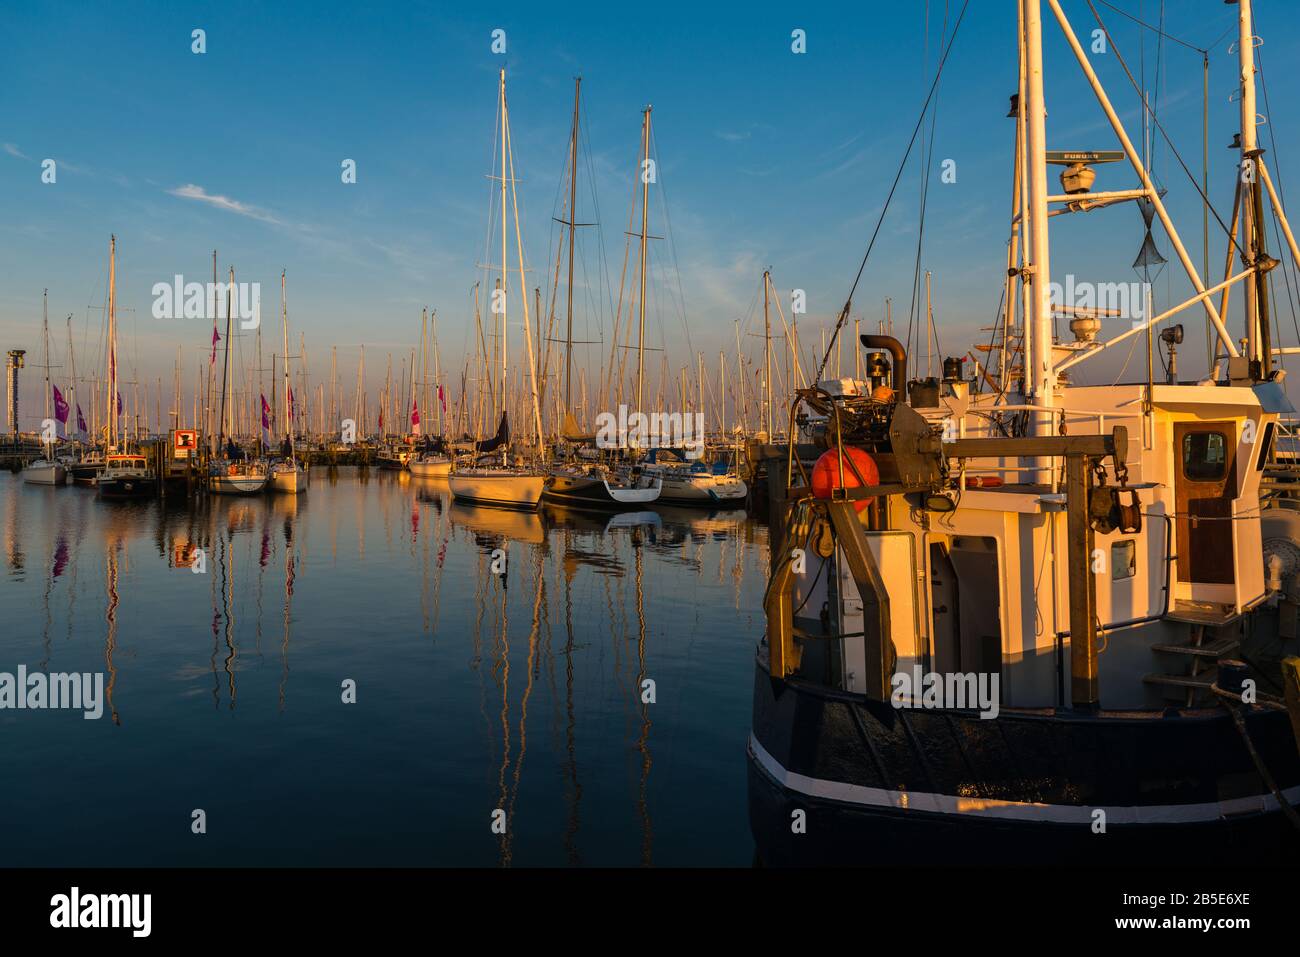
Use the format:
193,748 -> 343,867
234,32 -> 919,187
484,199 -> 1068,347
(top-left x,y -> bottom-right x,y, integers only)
1255,421 -> 1275,472
1111,540 -> 1136,580
1182,431 -> 1227,481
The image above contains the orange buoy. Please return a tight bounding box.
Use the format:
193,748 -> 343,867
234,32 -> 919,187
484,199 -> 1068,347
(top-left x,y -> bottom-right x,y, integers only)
812,447 -> 879,513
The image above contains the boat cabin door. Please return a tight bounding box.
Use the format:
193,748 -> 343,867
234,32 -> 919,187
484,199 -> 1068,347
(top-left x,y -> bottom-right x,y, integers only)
1173,421 -> 1237,586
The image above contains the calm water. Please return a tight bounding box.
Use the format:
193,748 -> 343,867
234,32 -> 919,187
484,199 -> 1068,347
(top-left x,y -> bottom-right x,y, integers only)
0,468 -> 768,866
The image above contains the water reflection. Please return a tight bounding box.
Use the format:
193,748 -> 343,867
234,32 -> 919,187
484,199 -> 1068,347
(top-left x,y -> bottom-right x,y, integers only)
1,468 -> 767,866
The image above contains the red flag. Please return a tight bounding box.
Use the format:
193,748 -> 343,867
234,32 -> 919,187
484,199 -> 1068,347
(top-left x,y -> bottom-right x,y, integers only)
437,384 -> 446,412
210,326 -> 220,365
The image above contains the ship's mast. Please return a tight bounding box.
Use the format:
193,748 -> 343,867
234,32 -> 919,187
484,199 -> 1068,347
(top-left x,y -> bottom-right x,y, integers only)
282,270 -> 293,456
1237,0 -> 1270,375
1022,0 -> 1054,443
564,77 -> 581,416
635,106 -> 652,416
499,68 -> 509,422
107,235 -> 117,450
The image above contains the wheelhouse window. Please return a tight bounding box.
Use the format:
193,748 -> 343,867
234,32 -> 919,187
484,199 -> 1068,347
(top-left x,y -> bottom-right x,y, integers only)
1111,540 -> 1136,580
1182,431 -> 1227,481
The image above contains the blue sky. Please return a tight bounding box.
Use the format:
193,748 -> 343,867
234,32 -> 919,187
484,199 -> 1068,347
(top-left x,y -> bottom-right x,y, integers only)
2,1 -> 1297,428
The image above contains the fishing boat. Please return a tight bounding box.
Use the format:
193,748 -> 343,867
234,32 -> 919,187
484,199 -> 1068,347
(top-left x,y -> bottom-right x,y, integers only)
96,452 -> 155,499
750,0 -> 1300,866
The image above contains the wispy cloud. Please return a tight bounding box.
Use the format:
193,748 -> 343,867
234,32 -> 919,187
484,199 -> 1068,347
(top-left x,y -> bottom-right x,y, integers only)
3,143 -> 28,160
167,183 -> 282,225
715,129 -> 752,143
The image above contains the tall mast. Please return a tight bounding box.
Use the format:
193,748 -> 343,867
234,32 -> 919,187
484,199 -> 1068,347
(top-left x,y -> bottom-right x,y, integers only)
763,270 -> 772,437
219,266 -> 234,444
107,235 -> 117,449
282,270 -> 293,453
1022,0 -> 1054,447
499,68 -> 509,422
66,313 -> 78,443
41,290 -> 50,423
1238,0 -> 1269,374
564,77 -> 581,415
635,106 -> 652,415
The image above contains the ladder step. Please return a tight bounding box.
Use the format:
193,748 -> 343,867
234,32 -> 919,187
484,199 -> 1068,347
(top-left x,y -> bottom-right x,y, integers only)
1143,671 -> 1217,690
1150,637 -> 1240,659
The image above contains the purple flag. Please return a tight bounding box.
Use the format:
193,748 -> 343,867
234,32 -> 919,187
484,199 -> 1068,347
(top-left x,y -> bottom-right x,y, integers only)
52,384 -> 69,425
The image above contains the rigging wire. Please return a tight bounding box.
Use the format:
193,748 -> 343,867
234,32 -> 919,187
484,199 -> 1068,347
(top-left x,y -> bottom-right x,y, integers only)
1084,0 -> 1243,259
813,0 -> 971,385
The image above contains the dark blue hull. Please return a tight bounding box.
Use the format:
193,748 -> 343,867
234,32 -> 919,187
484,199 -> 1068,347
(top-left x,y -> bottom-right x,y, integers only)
748,664 -> 1300,866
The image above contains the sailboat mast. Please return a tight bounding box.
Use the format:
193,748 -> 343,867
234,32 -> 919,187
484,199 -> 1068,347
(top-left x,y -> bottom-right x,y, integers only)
282,270 -> 292,453
41,291 -> 50,423
499,68 -> 509,423
219,266 -> 234,444
107,235 -> 117,449
763,270 -> 772,436
565,77 -> 581,415
635,106 -> 652,415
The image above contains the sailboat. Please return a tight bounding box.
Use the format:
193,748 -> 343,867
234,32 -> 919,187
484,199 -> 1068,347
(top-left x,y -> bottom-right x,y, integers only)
209,264 -> 269,496
269,271 -> 308,494
22,293 -> 67,486
538,79 -> 663,511
410,308 -> 453,477
750,0 -> 1300,865
94,236 -> 155,500
448,68 -> 547,511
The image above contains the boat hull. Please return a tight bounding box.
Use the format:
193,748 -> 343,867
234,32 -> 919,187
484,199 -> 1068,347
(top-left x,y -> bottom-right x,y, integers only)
69,462 -> 103,486
210,474 -> 269,495
448,471 -> 544,509
542,472 -> 661,510
269,464 -> 309,494
748,663 -> 1300,866
97,475 -> 155,499
409,457 -> 453,478
22,461 -> 66,486
651,471 -> 747,507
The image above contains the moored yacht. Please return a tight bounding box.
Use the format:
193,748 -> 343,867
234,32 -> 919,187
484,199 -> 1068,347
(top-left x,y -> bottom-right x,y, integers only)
22,457 -> 66,486
542,462 -> 661,510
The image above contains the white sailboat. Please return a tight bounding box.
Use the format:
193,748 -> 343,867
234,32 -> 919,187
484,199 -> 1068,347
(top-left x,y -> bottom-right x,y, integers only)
210,264 -> 268,496
270,271 -> 308,494
449,68 -> 547,511
22,293 -> 67,486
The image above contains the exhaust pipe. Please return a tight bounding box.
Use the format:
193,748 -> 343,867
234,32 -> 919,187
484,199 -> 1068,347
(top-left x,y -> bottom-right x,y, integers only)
859,334 -> 906,393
